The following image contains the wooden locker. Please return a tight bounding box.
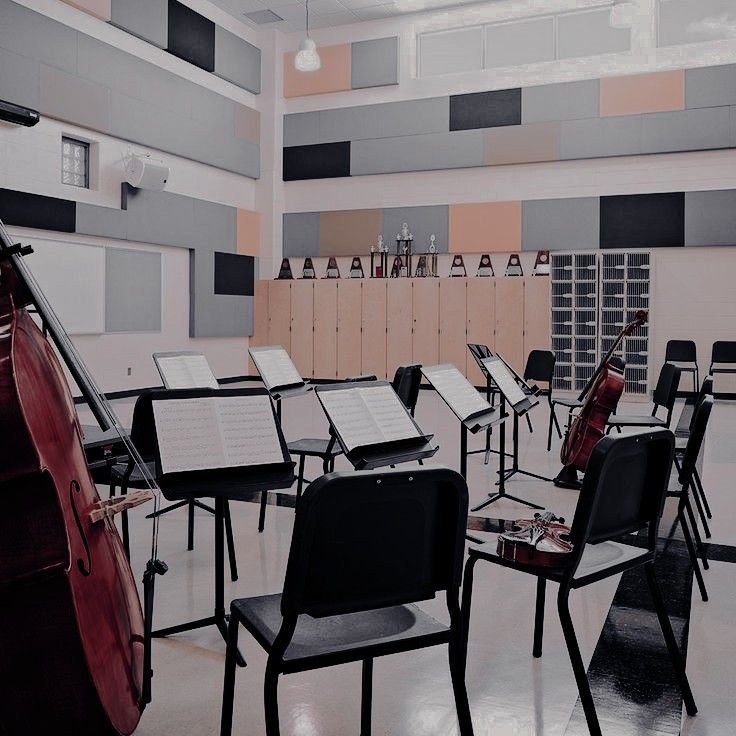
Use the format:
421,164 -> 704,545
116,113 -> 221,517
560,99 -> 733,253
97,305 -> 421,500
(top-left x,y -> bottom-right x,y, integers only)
267,280 -> 291,352
361,279 -> 387,379
386,280 -> 413,379
439,278 -> 468,375
248,279 -> 269,375
523,276 -> 551,359
337,280 -> 362,378
314,280 -> 338,379
412,279 -> 439,368
495,277 -> 525,373
466,278 -> 495,385
290,280 -> 314,378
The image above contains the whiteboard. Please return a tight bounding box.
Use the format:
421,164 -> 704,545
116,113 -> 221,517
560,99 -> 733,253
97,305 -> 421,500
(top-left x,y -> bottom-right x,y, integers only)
23,238 -> 105,335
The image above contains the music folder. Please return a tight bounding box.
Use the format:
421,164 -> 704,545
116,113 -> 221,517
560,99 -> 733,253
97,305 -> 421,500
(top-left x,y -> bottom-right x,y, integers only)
480,356 -> 539,416
249,346 -> 312,399
151,387 -> 295,499
153,351 -> 219,390
315,382 -> 438,470
421,364 -> 505,433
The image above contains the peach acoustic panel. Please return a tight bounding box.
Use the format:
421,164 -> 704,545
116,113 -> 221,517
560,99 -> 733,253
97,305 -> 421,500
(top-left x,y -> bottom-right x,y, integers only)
61,0 -> 111,21
412,278 -> 440,369
237,209 -> 261,256
235,105 -> 260,145
600,70 -> 685,117
314,280 -> 338,379
361,279 -> 387,379
337,280 -> 362,378
290,280 -> 315,377
484,122 -> 560,165
320,209 -> 381,256
449,202 -> 522,253
283,43 -> 351,98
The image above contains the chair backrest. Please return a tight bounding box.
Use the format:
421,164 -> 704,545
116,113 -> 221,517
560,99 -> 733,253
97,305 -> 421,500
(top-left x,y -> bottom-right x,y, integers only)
665,339 -> 697,364
652,363 -> 681,416
523,350 -> 555,385
280,467 -> 468,618
128,389 -> 159,459
678,395 -> 714,488
690,376 -> 714,430
567,430 -> 675,566
712,340 -> 736,364
391,364 -> 422,415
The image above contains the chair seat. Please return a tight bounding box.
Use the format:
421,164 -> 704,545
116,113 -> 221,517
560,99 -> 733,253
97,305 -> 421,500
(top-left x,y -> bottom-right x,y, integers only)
552,397 -> 583,409
711,363 -> 736,374
232,594 -> 450,673
110,460 -> 156,488
608,415 -> 667,427
667,361 -> 697,370
287,439 -> 343,458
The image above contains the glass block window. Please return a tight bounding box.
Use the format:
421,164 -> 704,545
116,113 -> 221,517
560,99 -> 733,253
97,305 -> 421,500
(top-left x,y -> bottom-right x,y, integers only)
61,136 -> 90,188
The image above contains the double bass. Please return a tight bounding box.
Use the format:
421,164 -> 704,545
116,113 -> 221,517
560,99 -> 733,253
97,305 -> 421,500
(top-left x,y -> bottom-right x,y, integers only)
0,216 -> 163,735
555,310 -> 648,488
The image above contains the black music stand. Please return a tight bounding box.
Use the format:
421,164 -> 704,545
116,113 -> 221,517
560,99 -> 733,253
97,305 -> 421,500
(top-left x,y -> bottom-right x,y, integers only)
149,387 -> 295,665
153,350 -> 220,390
249,345 -> 313,421
315,382 -> 438,469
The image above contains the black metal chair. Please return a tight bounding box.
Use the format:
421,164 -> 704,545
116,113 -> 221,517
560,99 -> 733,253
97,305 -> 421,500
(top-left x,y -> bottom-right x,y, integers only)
665,339 -> 699,394
220,467 -> 474,736
391,364 -> 422,415
607,363 -> 681,433
109,389 -> 238,581
518,349 -> 557,441
462,429 -> 696,736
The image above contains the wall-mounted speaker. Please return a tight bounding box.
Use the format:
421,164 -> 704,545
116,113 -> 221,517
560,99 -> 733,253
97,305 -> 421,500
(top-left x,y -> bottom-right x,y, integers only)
124,154 -> 169,191
0,99 -> 40,127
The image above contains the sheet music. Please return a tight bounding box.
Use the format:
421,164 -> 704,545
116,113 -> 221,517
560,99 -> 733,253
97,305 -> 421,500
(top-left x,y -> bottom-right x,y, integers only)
481,357 -> 528,407
250,347 -> 303,391
156,354 -> 219,389
422,364 -> 491,420
153,395 -> 283,474
319,385 -> 420,452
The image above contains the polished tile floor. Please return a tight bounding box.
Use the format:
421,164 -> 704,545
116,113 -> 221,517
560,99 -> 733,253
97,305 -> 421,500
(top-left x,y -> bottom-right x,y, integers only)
88,390 -> 736,736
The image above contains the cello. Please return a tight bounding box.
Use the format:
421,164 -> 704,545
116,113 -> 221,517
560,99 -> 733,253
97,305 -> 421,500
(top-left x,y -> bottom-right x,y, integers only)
0,216 -> 164,735
554,309 -> 648,488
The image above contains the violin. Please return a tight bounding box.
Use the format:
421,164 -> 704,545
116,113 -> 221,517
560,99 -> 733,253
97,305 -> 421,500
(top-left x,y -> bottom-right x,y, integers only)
497,512 -> 573,567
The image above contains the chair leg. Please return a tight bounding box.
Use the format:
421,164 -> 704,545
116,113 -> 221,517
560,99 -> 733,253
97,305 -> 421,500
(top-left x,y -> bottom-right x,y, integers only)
187,499 -> 195,551
460,557 -> 477,672
224,500 -> 238,582
557,587 -> 602,736
693,468 -> 712,521
525,413 -> 533,433
688,482 -> 711,540
109,480 -> 116,498
533,577 -> 546,658
258,490 -> 267,533
683,495 -> 709,570
220,614 -> 240,736
264,660 -> 281,736
679,510 -> 708,602
547,411 -> 554,452
322,455 -> 330,474
644,562 -> 698,716
552,406 -> 563,439
448,633 -> 475,736
296,455 -> 306,501
360,658 -> 373,736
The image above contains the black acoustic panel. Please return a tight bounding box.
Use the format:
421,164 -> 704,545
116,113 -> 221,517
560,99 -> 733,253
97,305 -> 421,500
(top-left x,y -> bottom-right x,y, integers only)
0,188 -> 76,233
600,193 -> 685,249
214,252 -> 254,296
167,0 -> 215,72
283,142 -> 351,181
449,89 -> 522,131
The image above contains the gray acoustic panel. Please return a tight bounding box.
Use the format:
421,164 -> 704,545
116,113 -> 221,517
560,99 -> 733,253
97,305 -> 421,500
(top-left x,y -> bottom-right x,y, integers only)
685,64 -> 736,109
641,107 -> 731,154
105,247 -> 162,332
77,203 -> 129,240
419,26 -> 483,77
522,198 -> 600,251
283,212 -> 321,257
560,115 -> 643,159
39,64 -> 111,133
351,36 -> 399,90
557,8 -> 631,59
485,17 -> 555,69
381,205 -> 449,254
214,25 -> 261,94
351,130 -> 485,176
191,199 -> 237,253
318,97 -> 449,144
685,190 -> 736,246
0,47 -> 40,110
522,79 -> 600,123
110,0 -> 168,49
284,111 -> 320,147
659,0 -> 736,47
124,188 -> 197,248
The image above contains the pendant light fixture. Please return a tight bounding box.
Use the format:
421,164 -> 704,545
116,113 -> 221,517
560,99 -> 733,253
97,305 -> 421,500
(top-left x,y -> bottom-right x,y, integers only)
609,0 -> 636,29
295,0 -> 321,72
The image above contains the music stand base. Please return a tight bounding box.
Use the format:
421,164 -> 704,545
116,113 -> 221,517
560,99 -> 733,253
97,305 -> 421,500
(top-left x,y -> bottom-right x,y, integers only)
471,492 -> 544,514
497,468 -> 553,484
553,465 -> 583,490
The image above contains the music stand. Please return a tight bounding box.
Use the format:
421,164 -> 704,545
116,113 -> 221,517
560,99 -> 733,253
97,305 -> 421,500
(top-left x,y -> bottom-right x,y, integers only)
153,350 -> 219,390
249,345 -> 313,421
315,382 -> 438,469
149,387 -> 295,664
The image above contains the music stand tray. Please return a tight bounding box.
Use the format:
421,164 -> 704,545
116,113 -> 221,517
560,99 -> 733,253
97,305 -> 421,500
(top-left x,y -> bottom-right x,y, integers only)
153,350 -> 219,390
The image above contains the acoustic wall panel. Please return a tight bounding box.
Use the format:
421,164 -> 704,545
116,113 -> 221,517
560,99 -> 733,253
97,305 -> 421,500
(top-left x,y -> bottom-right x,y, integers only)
439,278 -> 468,374
214,26 -> 261,94
110,0 -> 168,48
214,252 -> 254,296
283,142 -> 351,181
484,122 -> 560,165
283,212 -> 321,257
268,280 -> 291,352
600,193 -> 685,249
522,198 -> 600,251
419,26 -> 483,78
0,47 -> 40,111
466,278 -> 495,386
290,280 -> 314,377
236,209 -> 261,256
235,105 -> 260,144
381,205 -> 449,255
191,199 -> 237,255
105,247 -> 162,332
560,115 -> 643,159
412,279 -> 439,368
449,89 -> 522,131
449,202 -> 521,253
123,188 -> 197,248
337,280 -> 362,378
640,107 -> 731,154
521,79 -> 600,123
284,111 -> 321,148
685,64 -> 736,109
484,17 -> 555,69
600,71 -> 685,117
283,43 -> 351,98
351,36 -> 398,90
61,0 -> 111,21
557,8 -> 631,59
659,0 -> 736,47
313,281 -> 338,379
684,190 -> 736,246
0,189 -> 75,233
361,279 -> 387,379
386,280 -> 413,378
320,209 -> 381,256
167,0 -> 215,72
77,203 -> 129,240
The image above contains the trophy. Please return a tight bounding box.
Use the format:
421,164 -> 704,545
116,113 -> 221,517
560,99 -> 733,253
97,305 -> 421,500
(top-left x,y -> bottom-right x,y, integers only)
532,250 -> 550,276
396,223 -> 413,277
302,257 -> 315,279
414,255 -> 428,277
277,258 -> 293,279
324,257 -> 340,279
450,255 -> 467,277
505,253 -> 523,277
390,256 -> 403,278
476,254 -> 494,277
428,235 -> 438,277
349,257 -> 364,278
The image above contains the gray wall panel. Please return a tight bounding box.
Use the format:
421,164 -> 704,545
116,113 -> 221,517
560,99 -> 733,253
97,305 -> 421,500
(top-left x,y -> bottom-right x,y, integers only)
351,130 -> 485,175
351,36 -> 399,90
214,25 -> 261,94
283,212 -> 321,257
641,107 -> 731,154
191,199 -> 237,252
522,79 -> 600,123
686,64 -> 736,109
124,189 -> 197,248
659,0 -> 736,47
419,26 -> 483,77
381,205 -> 449,254
284,111 -> 320,147
560,116 -> 642,159
685,190 -> 736,246
77,203 -> 129,240
39,64 -> 111,133
110,0 -> 168,48
0,47 -> 40,110
105,247 -> 162,332
557,8 -> 630,59
522,198 -> 600,251
485,17 -> 555,69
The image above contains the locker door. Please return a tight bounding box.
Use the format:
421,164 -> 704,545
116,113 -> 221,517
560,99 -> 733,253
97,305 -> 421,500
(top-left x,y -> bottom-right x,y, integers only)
314,280 -> 338,379
267,280 -> 291,352
523,276 -> 551,359
248,279 -> 269,375
337,280 -> 362,378
362,279 -> 387,379
386,280 -> 413,379
439,278 -> 468,375
412,279 -> 439,368
290,280 -> 314,377
495,277 -> 525,373
466,278 -> 495,386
